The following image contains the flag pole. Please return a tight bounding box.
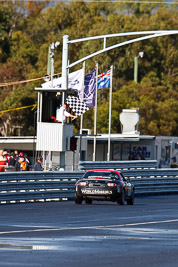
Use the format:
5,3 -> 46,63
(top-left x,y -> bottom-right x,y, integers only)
80,61 -> 85,134
79,61 -> 85,162
107,65 -> 113,161
93,63 -> 98,161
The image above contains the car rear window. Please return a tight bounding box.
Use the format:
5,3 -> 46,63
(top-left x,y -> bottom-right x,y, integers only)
83,171 -> 117,178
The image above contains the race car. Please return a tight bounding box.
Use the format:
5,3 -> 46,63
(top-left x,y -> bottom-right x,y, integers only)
75,169 -> 134,205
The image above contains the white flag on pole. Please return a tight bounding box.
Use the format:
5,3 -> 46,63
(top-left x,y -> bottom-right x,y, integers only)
41,69 -> 84,90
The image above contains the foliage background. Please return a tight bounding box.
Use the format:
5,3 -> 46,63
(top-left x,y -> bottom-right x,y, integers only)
0,0 -> 177,136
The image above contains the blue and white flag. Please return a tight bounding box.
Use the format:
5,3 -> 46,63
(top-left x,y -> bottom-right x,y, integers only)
97,70 -> 111,89
78,69 -> 96,107
41,69 -> 84,90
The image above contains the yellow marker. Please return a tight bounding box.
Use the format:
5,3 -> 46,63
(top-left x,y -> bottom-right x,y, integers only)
0,104 -> 37,116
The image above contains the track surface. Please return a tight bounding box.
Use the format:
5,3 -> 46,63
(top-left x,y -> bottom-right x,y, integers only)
0,195 -> 178,267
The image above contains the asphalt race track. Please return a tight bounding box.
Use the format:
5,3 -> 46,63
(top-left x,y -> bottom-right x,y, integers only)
0,195 -> 178,267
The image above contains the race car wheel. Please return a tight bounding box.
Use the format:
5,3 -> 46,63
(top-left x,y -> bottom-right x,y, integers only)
86,198 -> 92,205
117,190 -> 125,205
75,194 -> 82,204
127,192 -> 134,205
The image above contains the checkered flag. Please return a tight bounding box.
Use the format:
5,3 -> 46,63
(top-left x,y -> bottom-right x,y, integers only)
66,96 -> 89,116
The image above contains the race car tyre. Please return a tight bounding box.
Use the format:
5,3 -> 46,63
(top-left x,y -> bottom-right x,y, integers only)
117,190 -> 125,205
85,198 -> 92,205
75,194 -> 82,204
127,192 -> 134,205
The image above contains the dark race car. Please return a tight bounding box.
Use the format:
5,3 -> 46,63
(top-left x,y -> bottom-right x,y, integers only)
75,169 -> 134,205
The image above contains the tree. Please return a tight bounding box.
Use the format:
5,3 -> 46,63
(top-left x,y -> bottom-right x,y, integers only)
0,0 -> 177,136
27,1 -> 49,17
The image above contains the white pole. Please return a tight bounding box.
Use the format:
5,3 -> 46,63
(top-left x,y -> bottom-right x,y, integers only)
37,92 -> 40,123
62,35 -> 69,90
51,55 -> 54,88
93,63 -> 98,161
40,92 -> 43,122
80,61 -> 85,134
107,65 -> 113,161
79,61 -> 85,161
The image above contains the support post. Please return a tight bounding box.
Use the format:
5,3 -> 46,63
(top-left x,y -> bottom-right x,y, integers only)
79,61 -> 85,161
107,65 -> 113,161
62,35 -> 69,90
93,63 -> 98,161
134,56 -> 138,83
47,46 -> 51,76
51,56 -> 54,88
60,151 -> 65,170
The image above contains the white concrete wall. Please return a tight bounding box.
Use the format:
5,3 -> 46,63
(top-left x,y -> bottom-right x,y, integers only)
156,136 -> 178,167
36,122 -> 73,152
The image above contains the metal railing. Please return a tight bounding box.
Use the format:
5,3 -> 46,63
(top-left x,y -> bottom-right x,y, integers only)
0,167 -> 178,204
79,160 -> 158,170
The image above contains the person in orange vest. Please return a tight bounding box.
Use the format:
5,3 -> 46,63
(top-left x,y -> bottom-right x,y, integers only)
15,154 -> 28,171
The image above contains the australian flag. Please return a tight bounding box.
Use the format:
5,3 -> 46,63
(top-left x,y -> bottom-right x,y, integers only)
97,70 -> 111,89
78,69 -> 96,107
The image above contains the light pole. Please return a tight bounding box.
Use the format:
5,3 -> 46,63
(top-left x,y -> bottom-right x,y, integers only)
45,42 -> 60,86
49,42 -> 60,87
134,51 -> 144,83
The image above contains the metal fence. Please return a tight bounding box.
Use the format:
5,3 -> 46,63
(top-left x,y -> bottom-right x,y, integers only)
79,160 -> 158,170
0,167 -> 178,204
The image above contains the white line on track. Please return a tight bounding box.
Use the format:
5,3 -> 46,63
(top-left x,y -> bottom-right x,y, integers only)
0,219 -> 178,235
102,218 -> 178,228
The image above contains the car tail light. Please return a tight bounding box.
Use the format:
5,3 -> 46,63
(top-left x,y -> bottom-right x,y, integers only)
107,182 -> 117,187
78,182 -> 87,186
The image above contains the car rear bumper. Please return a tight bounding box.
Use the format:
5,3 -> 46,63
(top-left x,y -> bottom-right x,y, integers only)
76,187 -> 121,201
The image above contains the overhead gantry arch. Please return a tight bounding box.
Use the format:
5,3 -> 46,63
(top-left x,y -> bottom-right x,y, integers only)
61,30 -> 178,89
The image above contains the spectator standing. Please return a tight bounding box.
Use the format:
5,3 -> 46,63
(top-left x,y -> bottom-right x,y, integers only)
15,155 -> 28,171
34,156 -> 43,171
140,154 -> 145,160
14,150 -> 19,161
0,150 -> 4,161
24,153 -> 30,171
8,153 -> 16,167
132,154 -> 138,160
0,150 -> 5,172
3,151 -> 10,164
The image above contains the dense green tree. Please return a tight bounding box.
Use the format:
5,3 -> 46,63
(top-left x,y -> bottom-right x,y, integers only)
0,0 -> 177,136
114,0 -> 166,16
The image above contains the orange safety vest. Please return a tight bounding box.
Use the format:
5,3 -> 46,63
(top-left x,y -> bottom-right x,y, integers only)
20,161 -> 27,171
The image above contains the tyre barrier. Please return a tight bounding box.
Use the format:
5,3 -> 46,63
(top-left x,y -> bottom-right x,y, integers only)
0,168 -> 178,204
